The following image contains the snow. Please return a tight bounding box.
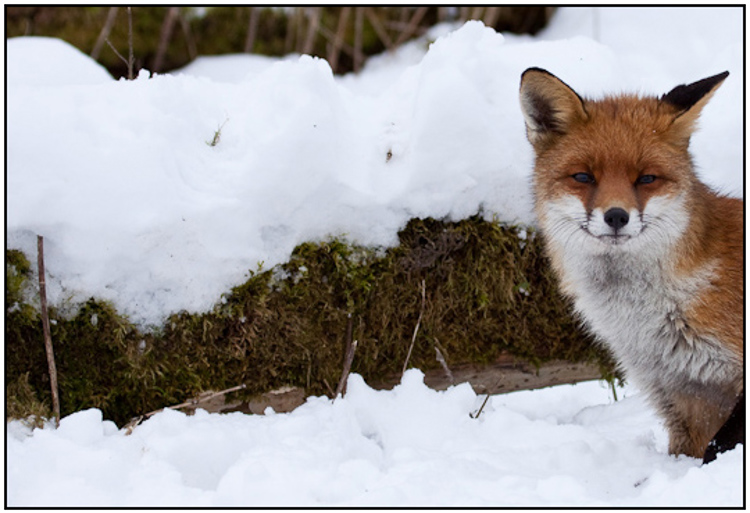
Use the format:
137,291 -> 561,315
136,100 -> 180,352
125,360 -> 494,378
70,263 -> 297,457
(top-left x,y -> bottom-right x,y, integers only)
6,7 -> 745,507
6,7 -> 742,327
6,372 -> 743,507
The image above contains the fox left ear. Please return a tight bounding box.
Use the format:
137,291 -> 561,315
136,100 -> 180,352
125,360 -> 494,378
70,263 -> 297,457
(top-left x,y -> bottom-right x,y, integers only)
661,71 -> 729,141
519,67 -> 588,152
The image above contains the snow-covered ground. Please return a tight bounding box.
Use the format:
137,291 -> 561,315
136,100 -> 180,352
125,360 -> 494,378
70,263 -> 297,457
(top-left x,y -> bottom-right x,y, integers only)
6,7 -> 744,507
6,373 -> 743,507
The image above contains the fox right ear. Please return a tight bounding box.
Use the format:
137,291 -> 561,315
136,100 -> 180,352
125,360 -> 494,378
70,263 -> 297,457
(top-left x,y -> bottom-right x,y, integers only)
519,68 -> 588,150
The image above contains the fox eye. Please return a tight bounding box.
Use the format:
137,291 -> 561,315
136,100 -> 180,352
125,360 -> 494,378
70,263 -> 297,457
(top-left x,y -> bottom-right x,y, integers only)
572,173 -> 595,184
636,175 -> 657,185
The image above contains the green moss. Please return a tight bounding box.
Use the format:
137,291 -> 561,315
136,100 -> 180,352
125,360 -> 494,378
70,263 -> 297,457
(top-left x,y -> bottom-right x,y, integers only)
5,216 -> 615,426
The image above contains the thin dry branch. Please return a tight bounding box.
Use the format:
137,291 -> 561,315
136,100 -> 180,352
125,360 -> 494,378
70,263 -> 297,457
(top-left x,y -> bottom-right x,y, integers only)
470,394 -> 491,419
335,313 -> 358,397
394,7 -> 429,47
244,7 -> 261,53
301,7 -> 321,55
365,7 -> 394,51
179,12 -> 197,60
353,7 -> 365,72
402,278 -> 426,376
37,235 -> 60,426
127,6 -> 134,79
105,6 -> 134,79
153,6 -> 179,72
124,384 -> 247,434
321,8 -> 354,69
91,7 -> 119,60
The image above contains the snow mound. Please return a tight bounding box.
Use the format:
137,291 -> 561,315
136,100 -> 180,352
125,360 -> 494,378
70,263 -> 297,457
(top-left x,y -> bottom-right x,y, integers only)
6,9 -> 743,328
7,36 -> 113,86
7,373 -> 743,506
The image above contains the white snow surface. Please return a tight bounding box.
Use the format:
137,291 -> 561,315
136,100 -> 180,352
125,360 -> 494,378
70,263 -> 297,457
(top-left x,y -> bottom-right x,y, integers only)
6,7 -> 743,327
6,7 -> 745,507
6,372 -> 744,507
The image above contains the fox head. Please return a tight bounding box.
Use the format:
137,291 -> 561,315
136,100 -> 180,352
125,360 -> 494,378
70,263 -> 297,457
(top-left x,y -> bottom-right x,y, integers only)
518,68 -> 728,257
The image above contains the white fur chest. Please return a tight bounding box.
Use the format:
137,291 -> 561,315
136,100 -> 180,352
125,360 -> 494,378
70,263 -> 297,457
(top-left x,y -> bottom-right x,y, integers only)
558,249 -> 737,393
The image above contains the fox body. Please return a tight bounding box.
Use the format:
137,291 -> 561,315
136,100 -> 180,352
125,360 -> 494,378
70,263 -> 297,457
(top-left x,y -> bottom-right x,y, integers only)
519,68 -> 743,461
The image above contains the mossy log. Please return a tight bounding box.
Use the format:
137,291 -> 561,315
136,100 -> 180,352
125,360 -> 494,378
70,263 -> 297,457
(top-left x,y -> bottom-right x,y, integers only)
6,216 -> 617,427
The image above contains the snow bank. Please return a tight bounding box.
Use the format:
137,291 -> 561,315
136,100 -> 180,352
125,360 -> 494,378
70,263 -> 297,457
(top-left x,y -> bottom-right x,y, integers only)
7,372 -> 742,507
6,7 -> 743,326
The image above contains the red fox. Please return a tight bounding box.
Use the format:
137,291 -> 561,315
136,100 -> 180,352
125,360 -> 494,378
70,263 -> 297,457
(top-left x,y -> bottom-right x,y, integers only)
519,68 -> 743,462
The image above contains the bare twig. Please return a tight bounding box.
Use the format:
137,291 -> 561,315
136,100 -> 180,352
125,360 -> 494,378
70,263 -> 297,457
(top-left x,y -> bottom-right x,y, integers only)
124,384 -> 247,434
153,6 -> 179,72
323,378 -> 335,398
105,38 -> 128,69
301,7 -> 321,55
91,7 -> 119,60
353,7 -> 364,72
364,7 -> 394,51
323,7 -> 352,71
394,6 -> 428,47
244,7 -> 261,53
470,394 -> 491,419
105,6 -> 135,79
284,8 -> 297,53
149,384 -> 247,417
335,313 -> 358,397
37,235 -> 60,426
179,12 -> 197,60
402,279 -> 426,376
127,6 -> 134,79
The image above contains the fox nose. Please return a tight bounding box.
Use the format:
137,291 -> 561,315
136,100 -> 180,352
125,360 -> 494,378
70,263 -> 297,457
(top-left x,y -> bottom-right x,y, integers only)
604,208 -> 629,231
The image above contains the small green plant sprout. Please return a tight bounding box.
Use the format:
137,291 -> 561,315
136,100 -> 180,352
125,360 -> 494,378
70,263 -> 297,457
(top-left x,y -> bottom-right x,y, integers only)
206,118 -> 229,147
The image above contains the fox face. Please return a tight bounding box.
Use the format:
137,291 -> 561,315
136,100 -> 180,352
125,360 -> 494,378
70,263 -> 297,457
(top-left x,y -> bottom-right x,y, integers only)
520,69 -> 727,260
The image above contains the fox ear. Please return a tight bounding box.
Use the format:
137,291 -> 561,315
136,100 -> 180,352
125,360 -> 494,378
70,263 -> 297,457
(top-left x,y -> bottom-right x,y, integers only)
661,71 -> 729,142
519,67 -> 588,150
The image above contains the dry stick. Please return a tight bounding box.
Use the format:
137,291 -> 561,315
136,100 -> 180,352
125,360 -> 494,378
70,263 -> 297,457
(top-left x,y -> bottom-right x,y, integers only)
394,6 -> 428,47
153,6 -> 179,73
470,394 -> 491,419
335,313 -> 358,397
148,384 -> 247,419
91,6 -> 119,60
127,6 -> 134,79
402,279 -> 426,376
37,235 -> 60,426
301,7 -> 321,55
364,7 -> 394,51
244,7 -> 261,53
322,378 -> 335,398
105,6 -> 135,80
124,384 -> 247,434
324,6 -> 352,72
179,12 -> 197,61
353,7 -> 364,72
284,8 -> 297,53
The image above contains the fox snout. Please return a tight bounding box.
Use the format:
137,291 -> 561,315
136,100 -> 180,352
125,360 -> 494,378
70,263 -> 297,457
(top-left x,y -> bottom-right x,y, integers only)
587,205 -> 641,245
603,207 -> 629,232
